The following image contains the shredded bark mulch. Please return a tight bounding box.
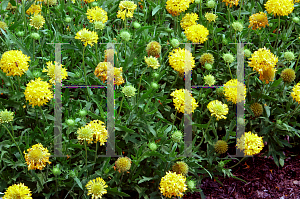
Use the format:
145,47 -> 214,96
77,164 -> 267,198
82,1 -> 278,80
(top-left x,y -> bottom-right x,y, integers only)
184,150 -> 300,199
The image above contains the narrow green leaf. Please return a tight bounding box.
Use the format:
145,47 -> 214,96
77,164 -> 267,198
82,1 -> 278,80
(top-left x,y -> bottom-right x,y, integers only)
74,177 -> 83,190
106,187 -> 130,197
152,5 -> 161,16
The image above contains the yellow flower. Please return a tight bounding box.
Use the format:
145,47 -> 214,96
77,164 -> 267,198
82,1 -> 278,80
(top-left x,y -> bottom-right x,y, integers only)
204,74 -> 215,86
86,6 -> 108,23
3,183 -> 32,199
223,79 -> 247,104
259,67 -> 276,84
222,0 -> 239,7
237,131 -> 264,156
85,0 -> 95,3
144,56 -> 160,69
42,61 -> 68,85
86,120 -> 108,146
6,2 -> 17,11
0,21 -> 8,32
168,48 -> 196,74
291,82 -> 300,104
114,67 -> 125,85
248,47 -> 278,75
29,14 -> 45,29
43,0 -> 57,6
114,156 -> 131,173
26,4 -> 42,15
24,143 -> 51,170
117,1 -> 137,20
199,53 -> 214,66
146,41 -> 161,58
0,50 -> 31,77
184,24 -> 209,44
77,126 -> 94,144
265,0 -> 294,17
159,171 -> 187,198
205,12 -> 218,23
180,13 -> 199,30
0,109 -> 14,124
86,177 -> 108,199
75,28 -> 98,47
104,49 -> 117,62
207,100 -> 228,120
172,161 -> 189,176
248,12 -> 269,30
214,140 -> 228,154
24,77 -> 53,107
94,62 -> 124,85
170,89 -> 199,114
166,0 -> 191,16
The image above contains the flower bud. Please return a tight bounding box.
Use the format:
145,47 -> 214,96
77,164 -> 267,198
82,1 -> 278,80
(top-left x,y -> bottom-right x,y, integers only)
166,28 -> 173,33
276,120 -> 282,125
284,52 -> 295,61
30,33 -> 40,40
232,21 -> 244,32
52,167 -> 61,176
66,119 -> 75,126
187,180 -> 196,189
148,142 -> 157,151
16,31 -> 25,37
69,170 -> 77,178
94,21 -> 105,30
79,109 -> 87,117
151,82 -> 159,90
170,38 -> 180,48
206,0 -> 216,8
244,49 -> 251,58
133,21 -> 141,29
222,53 -> 235,63
281,68 -> 295,83
222,38 -> 228,45
120,31 -> 131,42
65,16 -> 72,23
204,63 -> 213,70
152,72 -> 159,79
250,103 -> 263,117
171,130 -> 183,143
91,2 -> 98,6
214,140 -> 228,154
33,70 -> 42,78
292,17 -> 300,23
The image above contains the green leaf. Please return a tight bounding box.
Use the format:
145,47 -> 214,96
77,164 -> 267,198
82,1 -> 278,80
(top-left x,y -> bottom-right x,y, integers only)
74,177 -> 83,190
115,124 -> 135,133
138,176 -> 154,184
106,187 -> 130,197
279,158 -> 284,167
271,78 -> 282,88
264,104 -> 270,118
152,5 -> 161,16
1,0 -> 9,10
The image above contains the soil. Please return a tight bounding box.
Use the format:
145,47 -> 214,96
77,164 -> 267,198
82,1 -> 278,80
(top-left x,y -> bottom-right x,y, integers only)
184,149 -> 300,199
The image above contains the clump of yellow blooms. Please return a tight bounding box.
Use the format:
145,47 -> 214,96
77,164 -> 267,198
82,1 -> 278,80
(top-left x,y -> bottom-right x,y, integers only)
0,50 -> 31,77
200,53 -> 214,66
85,177 -> 108,199
86,120 -> 108,146
75,28 -> 98,47
86,6 -> 108,24
114,156 -> 132,173
223,79 -> 247,104
180,13 -> 199,30
117,0 -> 137,20
146,41 -> 161,58
29,14 -> 45,29
42,61 -> 68,85
3,183 -> 32,199
170,89 -> 199,114
159,171 -> 187,198
94,62 -> 125,85
172,161 -> 189,176
144,56 -> 160,69
237,132 -> 264,156
259,67 -> 276,84
265,0 -> 294,17
207,100 -> 229,120
184,24 -> 209,44
168,48 -> 195,74
291,82 -> 300,104
26,4 -> 42,15
205,12 -> 218,23
166,0 -> 192,16
214,140 -> 228,154
248,47 -> 278,76
248,12 -> 269,30
24,143 -> 51,170
222,0 -> 239,7
24,78 -> 53,107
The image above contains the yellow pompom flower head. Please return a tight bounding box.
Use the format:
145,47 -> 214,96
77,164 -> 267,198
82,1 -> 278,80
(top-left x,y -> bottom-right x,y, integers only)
86,177 -> 108,199
281,68 -> 296,83
0,109 -> 14,124
146,41 -> 161,58
86,120 -> 108,146
248,12 -> 269,30
29,14 -> 45,30
75,28 -> 98,47
117,0 -> 137,20
94,62 -> 125,85
114,156 -> 131,173
77,126 -> 94,144
166,0 -> 192,16
42,61 -> 68,85
291,82 -> 300,104
86,6 -> 108,24
122,85 -> 137,97
159,171 -> 187,198
214,140 -> 228,154
250,102 -> 263,117
204,74 -> 215,86
223,79 -> 247,104
26,4 -> 42,15
265,0 -> 294,17
3,183 -> 32,199
180,13 -> 199,30
222,0 -> 239,7
259,67 -> 276,84
168,48 -> 195,74
207,100 -> 229,120
237,131 -> 264,156
24,143 -> 51,170
205,12 -> 218,23
144,56 -> 160,69
200,53 -> 214,66
184,24 -> 209,44
172,161 -> 189,175
24,77 -> 53,107
170,89 -> 199,114
0,50 -> 31,77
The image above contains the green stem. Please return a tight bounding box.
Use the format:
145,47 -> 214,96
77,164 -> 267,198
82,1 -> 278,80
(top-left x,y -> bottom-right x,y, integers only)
170,73 -> 179,92
171,110 -> 178,133
17,76 -> 21,92
39,106 -> 48,126
94,142 -> 98,169
229,157 -> 247,169
118,95 -> 125,116
2,124 -> 25,163
295,53 -> 300,71
276,16 -> 280,49
84,140 -> 88,174
82,46 -> 86,84
197,116 -> 213,148
33,40 -> 35,60
227,6 -> 231,38
10,122 -> 15,137
282,103 -> 300,122
22,0 -> 26,34
137,67 -> 148,100
227,62 -> 233,79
